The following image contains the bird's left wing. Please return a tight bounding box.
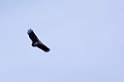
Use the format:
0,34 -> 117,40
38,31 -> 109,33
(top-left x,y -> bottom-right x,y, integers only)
27,29 -> 39,43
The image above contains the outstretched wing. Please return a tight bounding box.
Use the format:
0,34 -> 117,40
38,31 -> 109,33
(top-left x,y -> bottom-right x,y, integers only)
37,43 -> 50,52
27,28 -> 50,52
27,29 -> 38,43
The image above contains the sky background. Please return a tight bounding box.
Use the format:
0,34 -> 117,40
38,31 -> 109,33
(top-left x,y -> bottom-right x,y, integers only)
0,0 -> 124,82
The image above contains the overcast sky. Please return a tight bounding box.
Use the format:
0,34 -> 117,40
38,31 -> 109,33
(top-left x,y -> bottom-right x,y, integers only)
0,0 -> 124,82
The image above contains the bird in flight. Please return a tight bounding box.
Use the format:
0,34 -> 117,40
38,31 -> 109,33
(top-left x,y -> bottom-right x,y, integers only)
27,28 -> 50,52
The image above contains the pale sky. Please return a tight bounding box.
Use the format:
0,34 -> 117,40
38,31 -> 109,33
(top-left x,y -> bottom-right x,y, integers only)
0,0 -> 124,82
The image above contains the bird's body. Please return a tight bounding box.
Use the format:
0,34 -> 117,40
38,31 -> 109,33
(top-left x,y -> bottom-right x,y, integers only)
27,29 -> 50,52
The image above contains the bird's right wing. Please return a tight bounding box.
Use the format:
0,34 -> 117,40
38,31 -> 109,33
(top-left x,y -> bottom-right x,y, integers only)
37,43 -> 50,52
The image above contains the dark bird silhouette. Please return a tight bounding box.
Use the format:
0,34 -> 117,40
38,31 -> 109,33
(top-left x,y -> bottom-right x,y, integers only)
27,28 -> 50,52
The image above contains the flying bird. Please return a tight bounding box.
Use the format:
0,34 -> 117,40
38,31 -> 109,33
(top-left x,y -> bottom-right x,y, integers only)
27,28 -> 50,52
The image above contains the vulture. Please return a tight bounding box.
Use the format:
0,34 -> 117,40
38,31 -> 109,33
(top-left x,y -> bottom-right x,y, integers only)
27,28 -> 50,52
